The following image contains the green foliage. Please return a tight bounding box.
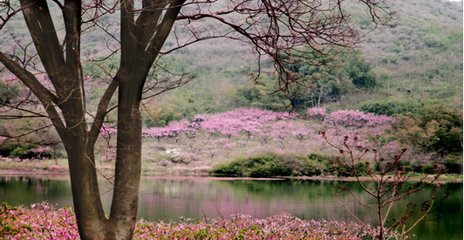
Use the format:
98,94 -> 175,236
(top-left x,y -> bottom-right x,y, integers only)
235,79 -> 290,111
422,164 -> 436,174
328,161 -> 370,177
9,145 -> 34,158
0,203 -> 21,236
424,29 -> 462,50
443,154 -> 462,174
143,110 -> 180,127
395,106 -> 463,155
346,54 -> 377,89
234,51 -> 376,111
0,81 -> 19,104
210,153 -> 372,177
360,101 -> 422,116
211,154 -> 293,178
306,153 -> 370,177
299,157 -> 327,176
6,145 -> 52,159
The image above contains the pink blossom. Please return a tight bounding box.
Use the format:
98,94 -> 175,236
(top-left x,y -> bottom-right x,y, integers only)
30,146 -> 53,154
2,204 -> 388,239
306,107 -> 327,120
100,124 -> 117,137
324,109 -> 395,129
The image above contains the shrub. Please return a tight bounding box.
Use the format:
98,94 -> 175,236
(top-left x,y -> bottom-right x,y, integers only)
412,163 -> 424,173
423,164 -> 436,174
325,109 -> 394,129
360,101 -> 422,116
3,204 -> 386,240
8,145 -> 53,159
307,153 -> 331,162
300,158 -> 327,176
211,154 -> 331,177
0,81 -> 19,104
346,55 -> 377,89
211,161 -> 245,177
444,154 -> 462,174
395,107 -> 462,155
9,145 -> 35,159
398,161 -> 414,172
306,107 -> 327,120
330,162 -> 369,177
211,155 -> 277,177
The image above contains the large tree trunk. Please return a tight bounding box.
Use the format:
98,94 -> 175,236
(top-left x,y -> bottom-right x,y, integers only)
64,137 -> 107,239
59,87 -> 108,239
61,102 -> 142,240
3,0 -> 182,239
107,75 -> 143,240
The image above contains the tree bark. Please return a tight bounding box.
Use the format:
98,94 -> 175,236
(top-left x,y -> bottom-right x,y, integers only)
107,76 -> 143,240
64,136 -> 107,239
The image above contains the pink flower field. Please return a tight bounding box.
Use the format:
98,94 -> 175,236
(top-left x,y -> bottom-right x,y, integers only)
1,202 -> 389,240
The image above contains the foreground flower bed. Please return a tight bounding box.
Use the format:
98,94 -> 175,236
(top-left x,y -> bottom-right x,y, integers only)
1,203 -> 386,239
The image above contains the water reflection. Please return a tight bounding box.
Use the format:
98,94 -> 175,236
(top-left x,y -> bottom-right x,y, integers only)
0,176 -> 462,240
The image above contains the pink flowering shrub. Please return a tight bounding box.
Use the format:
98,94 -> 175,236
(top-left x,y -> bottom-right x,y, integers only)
29,146 -> 54,159
306,107 -> 327,120
197,108 -> 294,137
100,124 -> 117,138
135,214 -> 383,240
30,146 -> 53,154
1,203 -> 389,240
324,110 -> 395,129
0,202 -> 79,239
143,108 -> 296,140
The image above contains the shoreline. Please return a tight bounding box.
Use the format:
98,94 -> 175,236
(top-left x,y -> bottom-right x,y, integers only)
0,158 -> 462,183
1,168 -> 462,183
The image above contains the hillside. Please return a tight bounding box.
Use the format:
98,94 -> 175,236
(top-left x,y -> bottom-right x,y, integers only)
147,0 -> 463,123
0,0 -> 462,144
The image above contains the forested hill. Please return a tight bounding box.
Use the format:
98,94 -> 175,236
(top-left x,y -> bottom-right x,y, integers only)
142,0 -> 462,126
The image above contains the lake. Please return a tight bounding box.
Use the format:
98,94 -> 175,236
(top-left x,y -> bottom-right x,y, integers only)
0,176 -> 462,239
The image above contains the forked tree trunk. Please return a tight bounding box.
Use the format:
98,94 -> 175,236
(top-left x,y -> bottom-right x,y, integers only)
61,91 -> 143,240
64,139 -> 107,239
2,0 -> 184,239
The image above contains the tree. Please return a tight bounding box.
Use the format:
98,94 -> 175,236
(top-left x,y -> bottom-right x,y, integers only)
322,133 -> 440,240
0,0 -> 388,239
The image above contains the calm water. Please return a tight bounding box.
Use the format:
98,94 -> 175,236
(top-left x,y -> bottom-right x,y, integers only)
0,176 -> 462,240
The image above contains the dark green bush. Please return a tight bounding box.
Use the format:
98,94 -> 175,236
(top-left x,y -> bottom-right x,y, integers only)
9,145 -> 35,159
8,145 -> 52,160
211,161 -> 246,177
331,162 -> 369,177
300,159 -> 327,176
360,101 -> 421,116
398,161 -> 414,172
307,153 -> 331,162
444,154 -> 462,174
346,55 -> 377,89
212,153 -> 418,178
211,154 -> 332,177
211,155 -> 284,177
0,82 -> 19,104
423,164 -> 436,174
412,163 -> 424,173
410,163 -> 443,174
395,106 -> 462,156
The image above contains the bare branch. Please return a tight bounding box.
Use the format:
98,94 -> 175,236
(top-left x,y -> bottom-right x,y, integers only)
88,77 -> 118,146
0,52 -> 65,132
